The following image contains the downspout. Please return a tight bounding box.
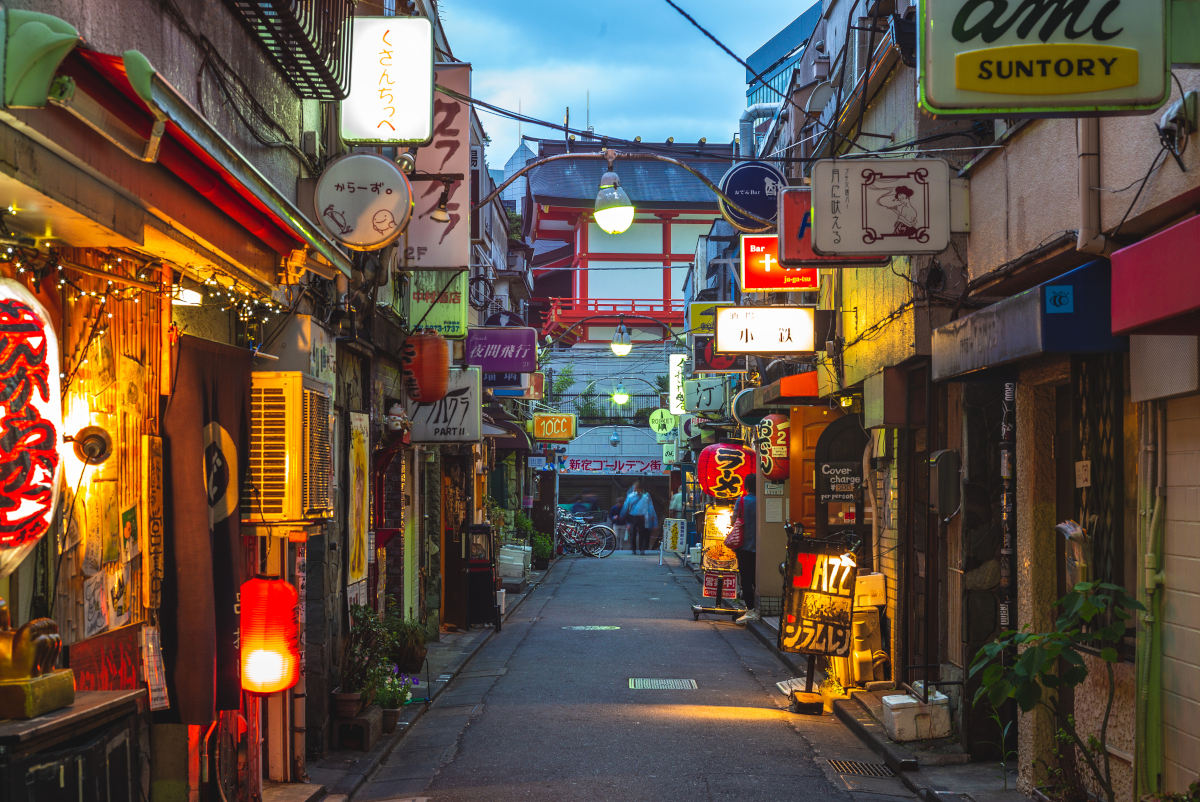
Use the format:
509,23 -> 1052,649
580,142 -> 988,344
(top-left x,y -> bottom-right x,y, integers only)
1136,402 -> 1166,797
121,50 -> 354,278
1077,118 -> 1114,257
740,103 -> 782,158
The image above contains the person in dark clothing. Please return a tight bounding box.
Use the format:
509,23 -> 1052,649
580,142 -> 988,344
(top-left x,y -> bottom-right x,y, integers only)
734,476 -> 758,624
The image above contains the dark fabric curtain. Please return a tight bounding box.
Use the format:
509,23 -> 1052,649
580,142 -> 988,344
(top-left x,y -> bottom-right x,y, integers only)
161,335 -> 251,724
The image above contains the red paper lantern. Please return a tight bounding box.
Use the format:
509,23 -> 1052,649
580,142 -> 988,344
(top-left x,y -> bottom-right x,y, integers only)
697,442 -> 755,499
240,576 -> 300,694
401,331 -> 449,403
756,413 -> 791,480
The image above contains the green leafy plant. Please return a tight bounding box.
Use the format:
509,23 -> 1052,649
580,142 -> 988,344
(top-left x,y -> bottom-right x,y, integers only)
1143,780 -> 1200,801
513,511 -> 534,540
969,581 -> 1144,802
342,604 -> 393,695
985,706 -> 1018,790
543,364 -> 575,408
531,531 -> 553,562
373,666 -> 419,709
383,603 -> 427,674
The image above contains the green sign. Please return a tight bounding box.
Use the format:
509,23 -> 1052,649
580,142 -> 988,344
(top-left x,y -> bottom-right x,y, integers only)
406,270 -> 467,337
648,408 -> 677,434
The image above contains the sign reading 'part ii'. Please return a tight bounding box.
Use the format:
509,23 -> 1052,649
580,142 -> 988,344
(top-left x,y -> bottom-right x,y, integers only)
919,0 -> 1168,116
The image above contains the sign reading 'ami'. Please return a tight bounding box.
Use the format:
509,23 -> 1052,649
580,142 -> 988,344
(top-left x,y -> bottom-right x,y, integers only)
919,0 -> 1168,116
714,306 -> 815,355
740,234 -> 817,292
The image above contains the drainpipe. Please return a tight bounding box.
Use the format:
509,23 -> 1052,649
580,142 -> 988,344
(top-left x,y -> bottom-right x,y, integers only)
1136,402 -> 1166,797
120,50 -> 354,278
1077,118 -> 1113,257
740,103 -> 782,158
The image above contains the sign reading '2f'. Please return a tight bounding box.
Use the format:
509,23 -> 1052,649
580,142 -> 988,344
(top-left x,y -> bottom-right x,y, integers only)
919,0 -> 1169,116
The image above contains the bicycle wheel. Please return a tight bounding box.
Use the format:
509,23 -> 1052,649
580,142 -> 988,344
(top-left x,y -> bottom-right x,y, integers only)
583,524 -> 616,558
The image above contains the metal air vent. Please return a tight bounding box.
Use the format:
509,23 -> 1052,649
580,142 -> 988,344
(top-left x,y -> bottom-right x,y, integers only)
248,385 -> 288,518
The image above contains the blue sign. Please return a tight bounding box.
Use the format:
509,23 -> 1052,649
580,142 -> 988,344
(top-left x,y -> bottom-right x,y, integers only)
1044,285 -> 1074,314
718,160 -> 787,232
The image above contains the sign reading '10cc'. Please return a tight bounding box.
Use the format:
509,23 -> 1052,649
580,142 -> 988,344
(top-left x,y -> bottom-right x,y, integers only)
532,413 -> 576,442
919,0 -> 1168,116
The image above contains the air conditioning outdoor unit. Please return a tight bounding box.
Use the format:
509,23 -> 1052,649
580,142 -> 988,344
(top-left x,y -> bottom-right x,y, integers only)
243,371 -> 333,524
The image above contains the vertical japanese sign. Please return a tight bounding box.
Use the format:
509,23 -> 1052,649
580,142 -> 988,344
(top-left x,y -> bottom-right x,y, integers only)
405,63 -> 471,271
407,368 -> 482,442
406,270 -> 467,337
348,412 -> 370,586
779,547 -> 858,657
668,353 -> 687,414
663,518 -> 686,552
342,16 -> 434,144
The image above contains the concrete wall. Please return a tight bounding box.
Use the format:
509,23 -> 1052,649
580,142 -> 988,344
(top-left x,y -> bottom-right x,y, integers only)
1164,394 -> 1200,792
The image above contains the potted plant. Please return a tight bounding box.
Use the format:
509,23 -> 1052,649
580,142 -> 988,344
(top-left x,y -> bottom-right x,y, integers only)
335,604 -> 392,719
385,606 -> 428,674
373,666 -> 419,733
531,531 -> 553,570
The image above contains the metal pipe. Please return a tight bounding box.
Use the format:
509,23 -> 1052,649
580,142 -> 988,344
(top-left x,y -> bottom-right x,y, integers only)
739,103 -> 782,158
120,50 -> 354,277
1077,117 -> 1112,256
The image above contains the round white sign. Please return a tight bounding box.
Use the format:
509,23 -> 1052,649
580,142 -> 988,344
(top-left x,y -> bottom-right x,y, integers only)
314,152 -> 414,251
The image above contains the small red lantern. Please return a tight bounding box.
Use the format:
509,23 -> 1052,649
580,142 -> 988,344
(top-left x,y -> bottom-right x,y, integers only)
697,442 -> 755,499
756,413 -> 791,480
240,576 -> 300,694
401,331 -> 449,403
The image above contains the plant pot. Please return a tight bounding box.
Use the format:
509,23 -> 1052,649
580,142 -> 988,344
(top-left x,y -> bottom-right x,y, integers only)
333,690 -> 363,719
381,707 -> 402,733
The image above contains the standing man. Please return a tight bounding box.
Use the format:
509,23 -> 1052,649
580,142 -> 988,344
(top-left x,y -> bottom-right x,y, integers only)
621,481 -> 644,555
735,476 -> 758,624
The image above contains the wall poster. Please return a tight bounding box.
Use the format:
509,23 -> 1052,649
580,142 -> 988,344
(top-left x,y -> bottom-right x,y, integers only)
347,412 -> 370,586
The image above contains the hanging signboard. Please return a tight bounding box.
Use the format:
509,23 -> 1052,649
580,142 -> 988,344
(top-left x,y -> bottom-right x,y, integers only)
778,188 -> 889,267
406,270 -> 468,337
687,302 -> 731,336
663,442 -> 679,464
668,353 -> 687,415
406,367 -> 482,442
740,234 -> 817,292
693,335 -> 746,374
714,306 -> 815,355
341,16 -> 434,144
816,461 -> 864,503
648,409 -> 677,435
465,327 -> 537,373
683,377 -> 727,413
810,159 -> 951,256
779,544 -> 858,656
405,63 -> 472,271
718,160 -> 786,232
314,153 -> 414,251
919,0 -> 1169,117
532,413 -> 576,442
559,457 -> 665,475
483,371 -> 527,389
521,372 -> 545,400
663,518 -> 686,552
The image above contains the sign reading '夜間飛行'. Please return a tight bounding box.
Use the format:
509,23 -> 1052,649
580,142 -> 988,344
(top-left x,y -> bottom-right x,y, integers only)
919,0 -> 1168,116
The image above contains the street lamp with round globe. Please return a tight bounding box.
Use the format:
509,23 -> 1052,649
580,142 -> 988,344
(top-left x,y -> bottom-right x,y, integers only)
611,382 -> 630,405
594,169 -> 635,234
610,320 -> 632,356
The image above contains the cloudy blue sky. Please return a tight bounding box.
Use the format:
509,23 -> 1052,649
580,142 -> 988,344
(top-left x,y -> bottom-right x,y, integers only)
438,0 -> 820,168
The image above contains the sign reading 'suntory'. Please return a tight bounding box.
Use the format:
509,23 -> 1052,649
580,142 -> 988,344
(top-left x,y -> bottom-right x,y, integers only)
919,0 -> 1168,116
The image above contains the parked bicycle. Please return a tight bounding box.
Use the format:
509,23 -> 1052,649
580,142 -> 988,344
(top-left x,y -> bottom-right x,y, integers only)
555,508 -> 617,558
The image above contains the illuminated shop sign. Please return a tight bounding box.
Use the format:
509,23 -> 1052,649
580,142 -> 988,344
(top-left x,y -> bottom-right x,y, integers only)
532,413 -> 576,442
740,234 -> 816,292
919,0 -> 1168,116
342,16 -> 434,144
714,306 -> 815,355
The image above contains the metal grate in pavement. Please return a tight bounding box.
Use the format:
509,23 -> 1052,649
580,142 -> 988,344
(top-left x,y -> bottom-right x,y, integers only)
562,625 -> 621,630
827,759 -> 894,777
628,678 -> 698,690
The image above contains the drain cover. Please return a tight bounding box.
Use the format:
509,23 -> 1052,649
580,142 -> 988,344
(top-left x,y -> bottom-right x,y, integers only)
562,625 -> 621,630
827,759 -> 894,777
628,678 -> 698,690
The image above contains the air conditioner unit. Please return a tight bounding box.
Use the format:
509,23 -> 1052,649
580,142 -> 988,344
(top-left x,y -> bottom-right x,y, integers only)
243,371 -> 333,524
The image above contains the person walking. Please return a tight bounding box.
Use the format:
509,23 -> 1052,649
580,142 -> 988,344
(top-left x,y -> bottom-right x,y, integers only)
631,488 -> 658,554
609,500 -> 627,546
620,481 -> 644,554
734,476 -> 759,624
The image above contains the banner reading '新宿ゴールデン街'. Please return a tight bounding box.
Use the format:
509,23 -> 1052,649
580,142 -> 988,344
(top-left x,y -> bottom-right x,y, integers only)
919,0 -> 1169,116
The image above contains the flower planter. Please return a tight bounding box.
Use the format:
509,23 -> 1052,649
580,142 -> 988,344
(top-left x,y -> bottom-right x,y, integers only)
333,690 -> 364,720
381,707 -> 402,733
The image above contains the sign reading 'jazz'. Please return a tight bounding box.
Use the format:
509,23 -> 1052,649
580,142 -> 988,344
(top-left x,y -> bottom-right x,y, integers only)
919,0 -> 1169,116
780,548 -> 858,657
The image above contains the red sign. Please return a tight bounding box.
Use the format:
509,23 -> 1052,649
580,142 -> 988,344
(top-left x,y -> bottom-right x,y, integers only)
71,623 -> 142,691
778,188 -> 888,267
697,443 -> 755,499
703,571 -> 739,598
741,234 -> 817,291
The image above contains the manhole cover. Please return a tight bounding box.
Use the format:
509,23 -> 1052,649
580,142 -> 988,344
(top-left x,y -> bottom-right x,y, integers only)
628,678 -> 698,690
827,759 -> 894,777
562,625 -> 621,630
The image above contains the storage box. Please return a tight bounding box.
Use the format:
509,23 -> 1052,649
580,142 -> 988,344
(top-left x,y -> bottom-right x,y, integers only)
854,572 -> 886,608
688,546 -> 702,565
881,686 -> 951,741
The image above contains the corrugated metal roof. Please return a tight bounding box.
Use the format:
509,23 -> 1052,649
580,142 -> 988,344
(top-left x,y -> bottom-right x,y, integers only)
746,4 -> 821,83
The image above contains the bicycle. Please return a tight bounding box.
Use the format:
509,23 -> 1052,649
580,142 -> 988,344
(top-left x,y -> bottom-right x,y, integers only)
555,508 -> 617,558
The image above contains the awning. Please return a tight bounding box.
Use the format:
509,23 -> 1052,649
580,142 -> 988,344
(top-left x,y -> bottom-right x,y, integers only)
932,260 -> 1126,381
1111,214 -> 1200,335
57,48 -> 352,276
483,419 -> 532,452
755,370 -> 821,405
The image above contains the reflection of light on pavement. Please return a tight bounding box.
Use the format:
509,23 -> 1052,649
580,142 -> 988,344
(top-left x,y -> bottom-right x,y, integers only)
587,703 -> 790,724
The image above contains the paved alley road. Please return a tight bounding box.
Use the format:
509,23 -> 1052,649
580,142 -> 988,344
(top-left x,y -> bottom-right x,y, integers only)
355,554 -> 915,801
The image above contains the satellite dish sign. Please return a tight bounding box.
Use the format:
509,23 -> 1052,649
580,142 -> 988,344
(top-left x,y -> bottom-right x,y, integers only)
718,161 -> 786,232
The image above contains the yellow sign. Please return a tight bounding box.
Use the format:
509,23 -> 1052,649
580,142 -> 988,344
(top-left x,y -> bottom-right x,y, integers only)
663,518 -> 686,552
648,408 -> 677,434
687,302 -> 730,335
532,413 -> 576,441
955,44 -> 1138,95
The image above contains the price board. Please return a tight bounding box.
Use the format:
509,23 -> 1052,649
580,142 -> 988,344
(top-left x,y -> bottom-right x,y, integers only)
779,544 -> 858,657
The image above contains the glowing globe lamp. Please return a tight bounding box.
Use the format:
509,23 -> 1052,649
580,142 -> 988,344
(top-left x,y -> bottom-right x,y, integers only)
697,442 -> 755,499
610,321 -> 632,356
240,576 -> 300,694
594,170 -> 635,234
611,382 -> 631,405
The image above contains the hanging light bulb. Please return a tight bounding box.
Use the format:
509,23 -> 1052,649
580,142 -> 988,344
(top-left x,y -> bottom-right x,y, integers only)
611,381 -> 630,405
593,153 -> 634,234
610,318 -> 632,356
609,429 -> 621,448
430,181 -> 452,224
